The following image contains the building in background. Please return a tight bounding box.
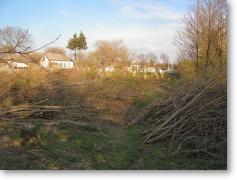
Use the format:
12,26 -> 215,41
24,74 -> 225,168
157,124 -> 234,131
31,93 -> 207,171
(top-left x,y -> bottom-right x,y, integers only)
40,53 -> 74,70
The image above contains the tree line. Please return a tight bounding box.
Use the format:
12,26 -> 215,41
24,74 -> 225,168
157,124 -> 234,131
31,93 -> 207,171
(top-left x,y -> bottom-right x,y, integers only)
174,0 -> 227,77
0,26 -> 170,70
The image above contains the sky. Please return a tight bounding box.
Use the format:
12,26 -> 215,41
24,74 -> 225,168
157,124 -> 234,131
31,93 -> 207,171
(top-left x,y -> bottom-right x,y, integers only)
0,0 -> 192,62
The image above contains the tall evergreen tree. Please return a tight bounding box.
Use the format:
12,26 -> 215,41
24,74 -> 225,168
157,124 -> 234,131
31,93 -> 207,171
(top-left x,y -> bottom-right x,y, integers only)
67,32 -> 87,61
78,31 -> 87,51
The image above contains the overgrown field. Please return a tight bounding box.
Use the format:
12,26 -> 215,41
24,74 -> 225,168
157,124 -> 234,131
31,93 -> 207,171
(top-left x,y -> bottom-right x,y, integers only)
0,69 -> 226,169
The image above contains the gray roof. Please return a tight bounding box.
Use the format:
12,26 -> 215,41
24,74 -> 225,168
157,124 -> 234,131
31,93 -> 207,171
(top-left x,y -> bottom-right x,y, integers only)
45,53 -> 71,61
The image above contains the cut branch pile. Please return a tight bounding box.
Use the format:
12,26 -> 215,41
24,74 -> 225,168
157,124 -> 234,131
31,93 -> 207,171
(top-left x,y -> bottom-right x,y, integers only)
133,75 -> 227,153
0,104 -> 100,122
0,105 -> 63,121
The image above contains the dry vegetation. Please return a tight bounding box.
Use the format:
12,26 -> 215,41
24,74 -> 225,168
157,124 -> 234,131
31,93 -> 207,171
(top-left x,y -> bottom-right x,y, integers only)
0,68 -> 226,169
0,0 -> 227,170
0,68 -> 162,124
129,0 -> 227,165
132,71 -> 226,158
0,69 -> 173,170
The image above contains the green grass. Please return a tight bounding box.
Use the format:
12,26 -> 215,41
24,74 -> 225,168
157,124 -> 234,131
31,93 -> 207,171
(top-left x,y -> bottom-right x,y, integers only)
0,122 -> 226,170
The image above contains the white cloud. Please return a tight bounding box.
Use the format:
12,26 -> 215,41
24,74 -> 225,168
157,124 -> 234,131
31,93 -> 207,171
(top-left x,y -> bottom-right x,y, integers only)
85,23 -> 179,62
121,2 -> 183,21
33,1 -> 183,63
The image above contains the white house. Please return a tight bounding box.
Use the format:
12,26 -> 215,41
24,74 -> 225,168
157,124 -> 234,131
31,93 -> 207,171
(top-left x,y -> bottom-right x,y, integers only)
104,66 -> 114,72
12,61 -> 28,69
128,60 -> 140,72
40,53 -> 74,69
0,61 -> 28,71
0,54 -> 29,71
143,66 -> 156,73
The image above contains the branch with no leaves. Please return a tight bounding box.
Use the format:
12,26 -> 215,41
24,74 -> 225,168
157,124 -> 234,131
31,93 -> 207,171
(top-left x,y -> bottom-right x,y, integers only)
0,34 -> 61,55
0,34 -> 61,76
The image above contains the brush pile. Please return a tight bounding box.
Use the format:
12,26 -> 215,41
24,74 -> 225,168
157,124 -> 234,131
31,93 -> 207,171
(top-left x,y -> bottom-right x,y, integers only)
0,104 -> 100,124
133,74 -> 227,154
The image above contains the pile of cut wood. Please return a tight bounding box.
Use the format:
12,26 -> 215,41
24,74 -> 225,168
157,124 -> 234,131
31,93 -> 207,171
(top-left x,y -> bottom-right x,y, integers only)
133,74 -> 227,154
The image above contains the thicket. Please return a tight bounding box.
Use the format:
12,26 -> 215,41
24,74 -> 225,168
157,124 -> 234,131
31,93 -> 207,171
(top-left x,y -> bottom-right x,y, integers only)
132,0 -> 227,160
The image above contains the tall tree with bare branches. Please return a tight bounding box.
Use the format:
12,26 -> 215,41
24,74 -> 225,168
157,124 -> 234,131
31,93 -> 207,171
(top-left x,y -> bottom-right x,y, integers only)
0,26 -> 32,53
174,0 -> 227,75
174,0 -> 201,75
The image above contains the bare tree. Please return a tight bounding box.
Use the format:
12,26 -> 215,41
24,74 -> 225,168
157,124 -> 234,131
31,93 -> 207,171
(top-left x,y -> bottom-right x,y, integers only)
174,0 -> 201,74
201,0 -> 227,69
0,26 -> 61,76
136,53 -> 157,67
92,39 -> 129,66
160,53 -> 170,68
0,26 -> 32,53
174,0 -> 227,75
146,53 -> 157,66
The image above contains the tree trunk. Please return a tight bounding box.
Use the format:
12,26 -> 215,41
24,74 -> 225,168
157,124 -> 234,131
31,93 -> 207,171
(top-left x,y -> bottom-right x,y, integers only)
74,49 -> 77,62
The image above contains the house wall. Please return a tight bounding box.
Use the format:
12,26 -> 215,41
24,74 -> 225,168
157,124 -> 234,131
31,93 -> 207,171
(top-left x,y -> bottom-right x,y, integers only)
131,64 -> 140,72
0,61 -> 28,70
40,56 -> 50,68
12,62 -> 28,68
51,60 -> 74,69
104,66 -> 114,72
143,67 -> 156,73
40,56 -> 74,69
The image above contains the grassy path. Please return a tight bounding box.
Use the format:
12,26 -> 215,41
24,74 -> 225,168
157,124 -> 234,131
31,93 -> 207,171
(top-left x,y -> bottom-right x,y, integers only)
0,120 -> 225,169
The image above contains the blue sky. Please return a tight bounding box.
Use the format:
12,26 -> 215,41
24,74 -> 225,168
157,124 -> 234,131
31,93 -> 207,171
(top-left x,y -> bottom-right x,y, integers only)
0,0 -> 192,62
